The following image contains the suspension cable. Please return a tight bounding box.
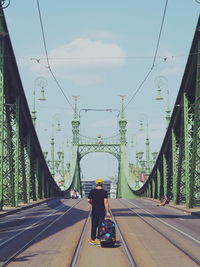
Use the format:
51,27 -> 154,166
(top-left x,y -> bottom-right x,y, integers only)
124,0 -> 169,111
36,0 -> 74,110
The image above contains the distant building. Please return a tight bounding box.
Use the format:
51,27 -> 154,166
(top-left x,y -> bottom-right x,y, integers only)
81,180 -> 95,197
110,182 -> 117,198
102,180 -> 111,197
81,179 -> 113,198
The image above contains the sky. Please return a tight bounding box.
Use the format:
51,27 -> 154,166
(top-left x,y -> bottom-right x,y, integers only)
3,0 -> 200,181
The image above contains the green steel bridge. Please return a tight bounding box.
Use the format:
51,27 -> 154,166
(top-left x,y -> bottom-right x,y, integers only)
0,5 -> 199,210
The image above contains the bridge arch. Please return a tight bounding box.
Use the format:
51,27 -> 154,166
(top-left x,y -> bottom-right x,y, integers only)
65,96 -> 136,198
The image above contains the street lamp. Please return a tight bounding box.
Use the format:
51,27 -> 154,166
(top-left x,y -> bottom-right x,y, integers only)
57,150 -> 65,180
32,77 -> 47,127
138,114 -> 158,178
139,114 -> 150,173
45,115 -> 62,178
154,76 -> 171,129
52,114 -> 61,132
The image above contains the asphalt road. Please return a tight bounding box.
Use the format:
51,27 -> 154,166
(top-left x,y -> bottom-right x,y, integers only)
0,198 -> 199,267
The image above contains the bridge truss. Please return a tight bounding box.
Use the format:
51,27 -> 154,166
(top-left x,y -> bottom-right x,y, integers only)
0,5 -> 62,210
0,3 -> 199,209
133,17 -> 200,208
65,96 -> 136,199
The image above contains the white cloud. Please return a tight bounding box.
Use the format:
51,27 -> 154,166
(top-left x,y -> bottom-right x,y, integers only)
27,38 -> 127,85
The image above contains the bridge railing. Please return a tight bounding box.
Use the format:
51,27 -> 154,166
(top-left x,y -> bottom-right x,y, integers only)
78,133 -> 120,145
0,7 -> 62,210
132,16 -> 200,208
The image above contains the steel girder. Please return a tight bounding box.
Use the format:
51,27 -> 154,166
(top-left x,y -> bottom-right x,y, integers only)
79,143 -> 121,160
132,16 -> 200,208
0,7 -> 62,210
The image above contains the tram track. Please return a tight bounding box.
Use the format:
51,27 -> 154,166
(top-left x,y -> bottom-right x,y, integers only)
1,198 -> 197,266
70,206 -> 137,267
110,209 -> 137,267
1,199 -> 82,267
70,209 -> 92,267
119,199 -> 200,266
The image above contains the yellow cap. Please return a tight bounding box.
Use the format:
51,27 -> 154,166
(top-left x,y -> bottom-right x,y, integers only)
95,178 -> 103,184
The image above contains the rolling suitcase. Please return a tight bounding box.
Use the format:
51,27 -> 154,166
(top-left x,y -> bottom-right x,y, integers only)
99,219 -> 116,247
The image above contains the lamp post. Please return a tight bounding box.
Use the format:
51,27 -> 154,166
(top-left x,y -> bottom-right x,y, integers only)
137,114 -> 158,179
45,115 -> 62,178
32,77 -> 47,127
131,134 -> 140,186
139,114 -> 151,174
154,76 -> 171,129
57,150 -> 65,180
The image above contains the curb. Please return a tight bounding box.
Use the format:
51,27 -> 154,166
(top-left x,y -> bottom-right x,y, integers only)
0,197 -> 59,218
143,197 -> 200,218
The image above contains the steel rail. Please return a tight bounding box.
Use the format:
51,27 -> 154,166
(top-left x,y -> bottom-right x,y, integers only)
70,208 -> 137,267
120,199 -> 200,266
2,200 -> 82,267
70,209 -> 92,267
110,209 -> 137,267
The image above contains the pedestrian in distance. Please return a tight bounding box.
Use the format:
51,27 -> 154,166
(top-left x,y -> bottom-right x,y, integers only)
88,178 -> 110,246
157,195 -> 170,206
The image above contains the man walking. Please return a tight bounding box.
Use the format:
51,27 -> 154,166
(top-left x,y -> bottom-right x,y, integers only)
88,178 -> 110,246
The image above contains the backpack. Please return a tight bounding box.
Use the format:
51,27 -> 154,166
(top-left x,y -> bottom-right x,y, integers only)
99,219 -> 116,247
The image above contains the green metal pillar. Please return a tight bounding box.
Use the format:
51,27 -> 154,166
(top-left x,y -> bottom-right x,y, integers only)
34,159 -> 39,201
183,94 -> 191,207
150,180 -> 153,198
0,11 -> 5,210
148,183 -> 150,197
70,96 -> 81,195
163,155 -> 167,196
72,96 -> 80,146
13,98 -> 20,206
190,38 -> 200,207
46,179 -> 49,198
152,177 -> 156,198
25,134 -> 31,203
172,129 -> 178,204
21,142 -> 27,203
5,111 -> 14,206
157,168 -> 161,200
50,137 -> 55,177
117,96 -> 134,198
41,171 -> 45,199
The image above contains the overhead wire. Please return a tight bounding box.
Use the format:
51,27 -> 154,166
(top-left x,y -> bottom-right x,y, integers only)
36,0 -> 74,110
36,0 -> 169,112
2,50 -> 198,61
124,0 -> 169,111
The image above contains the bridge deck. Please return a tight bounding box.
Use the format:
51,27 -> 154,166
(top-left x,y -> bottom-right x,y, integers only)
0,198 -> 199,267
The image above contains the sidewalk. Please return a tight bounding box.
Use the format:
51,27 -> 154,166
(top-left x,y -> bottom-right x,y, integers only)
0,197 -> 58,218
144,197 -> 200,217
1,197 -> 200,219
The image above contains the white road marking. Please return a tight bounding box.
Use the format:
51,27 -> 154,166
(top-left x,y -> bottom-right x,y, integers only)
3,201 -> 81,265
125,200 -> 200,245
0,204 -> 67,248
